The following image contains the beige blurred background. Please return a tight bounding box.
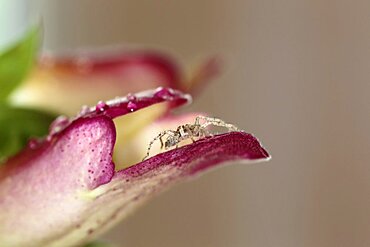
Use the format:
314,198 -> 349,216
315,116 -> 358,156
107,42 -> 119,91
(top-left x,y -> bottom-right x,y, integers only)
24,0 -> 370,246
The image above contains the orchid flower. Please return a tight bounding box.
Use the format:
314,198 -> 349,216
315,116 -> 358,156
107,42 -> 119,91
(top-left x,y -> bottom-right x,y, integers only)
9,49 -> 221,168
9,49 -> 220,115
0,30 -> 270,247
0,87 -> 269,246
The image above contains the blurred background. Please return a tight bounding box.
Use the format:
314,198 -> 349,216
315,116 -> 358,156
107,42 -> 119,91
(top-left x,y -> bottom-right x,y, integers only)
4,0 -> 370,246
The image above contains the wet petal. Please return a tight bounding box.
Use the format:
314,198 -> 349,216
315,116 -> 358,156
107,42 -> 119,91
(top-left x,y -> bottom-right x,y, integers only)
9,51 -> 221,171
0,88 -> 190,245
0,88 -> 269,247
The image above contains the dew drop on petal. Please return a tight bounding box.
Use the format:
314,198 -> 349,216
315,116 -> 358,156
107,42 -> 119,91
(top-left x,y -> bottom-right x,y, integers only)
96,101 -> 109,112
127,93 -> 137,101
28,138 -> 41,149
154,87 -> 174,99
49,116 -> 70,136
127,101 -> 138,112
79,105 -> 90,116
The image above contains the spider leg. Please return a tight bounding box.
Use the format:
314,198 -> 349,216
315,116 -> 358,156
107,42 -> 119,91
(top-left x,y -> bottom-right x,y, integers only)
142,130 -> 176,161
194,116 -> 201,126
201,127 -> 212,137
159,136 -> 164,149
179,126 -> 186,137
184,125 -> 196,142
143,132 -> 165,161
197,116 -> 240,131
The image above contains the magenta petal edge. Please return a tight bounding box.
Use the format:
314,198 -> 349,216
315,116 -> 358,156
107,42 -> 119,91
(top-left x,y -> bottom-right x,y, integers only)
0,87 -> 270,247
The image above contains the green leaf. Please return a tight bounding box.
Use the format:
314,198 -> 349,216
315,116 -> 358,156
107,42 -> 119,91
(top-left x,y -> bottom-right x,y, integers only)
0,26 -> 39,100
0,103 -> 56,164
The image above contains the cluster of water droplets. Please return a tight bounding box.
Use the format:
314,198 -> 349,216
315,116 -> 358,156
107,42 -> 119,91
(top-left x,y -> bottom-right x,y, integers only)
92,87 -> 177,114
28,87 -> 179,150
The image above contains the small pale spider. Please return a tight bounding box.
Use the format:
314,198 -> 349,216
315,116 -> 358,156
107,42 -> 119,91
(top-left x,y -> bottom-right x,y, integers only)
142,116 -> 240,160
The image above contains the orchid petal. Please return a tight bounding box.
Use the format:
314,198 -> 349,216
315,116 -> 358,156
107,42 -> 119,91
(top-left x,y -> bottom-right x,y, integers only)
0,88 -> 269,247
10,51 -> 182,115
0,88 -> 190,246
67,131 -> 269,247
9,51 -> 221,171
9,51 -> 221,115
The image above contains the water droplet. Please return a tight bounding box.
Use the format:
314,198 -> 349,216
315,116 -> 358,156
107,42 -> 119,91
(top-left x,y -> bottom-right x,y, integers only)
127,101 -> 138,112
127,93 -> 137,101
28,139 -> 38,149
49,116 -> 69,135
96,101 -> 108,112
154,87 -> 174,99
79,105 -> 90,116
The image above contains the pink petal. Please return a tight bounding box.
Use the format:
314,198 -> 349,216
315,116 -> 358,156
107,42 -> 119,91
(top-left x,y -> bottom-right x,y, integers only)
3,87 -> 191,187
0,88 -> 269,246
10,50 -> 184,115
118,131 -> 269,179
83,132 -> 269,245
10,49 -> 221,115
0,88 -> 191,246
38,50 -> 181,88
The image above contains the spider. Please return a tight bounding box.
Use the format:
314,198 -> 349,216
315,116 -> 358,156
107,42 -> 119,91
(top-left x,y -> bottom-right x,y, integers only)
142,116 -> 240,161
